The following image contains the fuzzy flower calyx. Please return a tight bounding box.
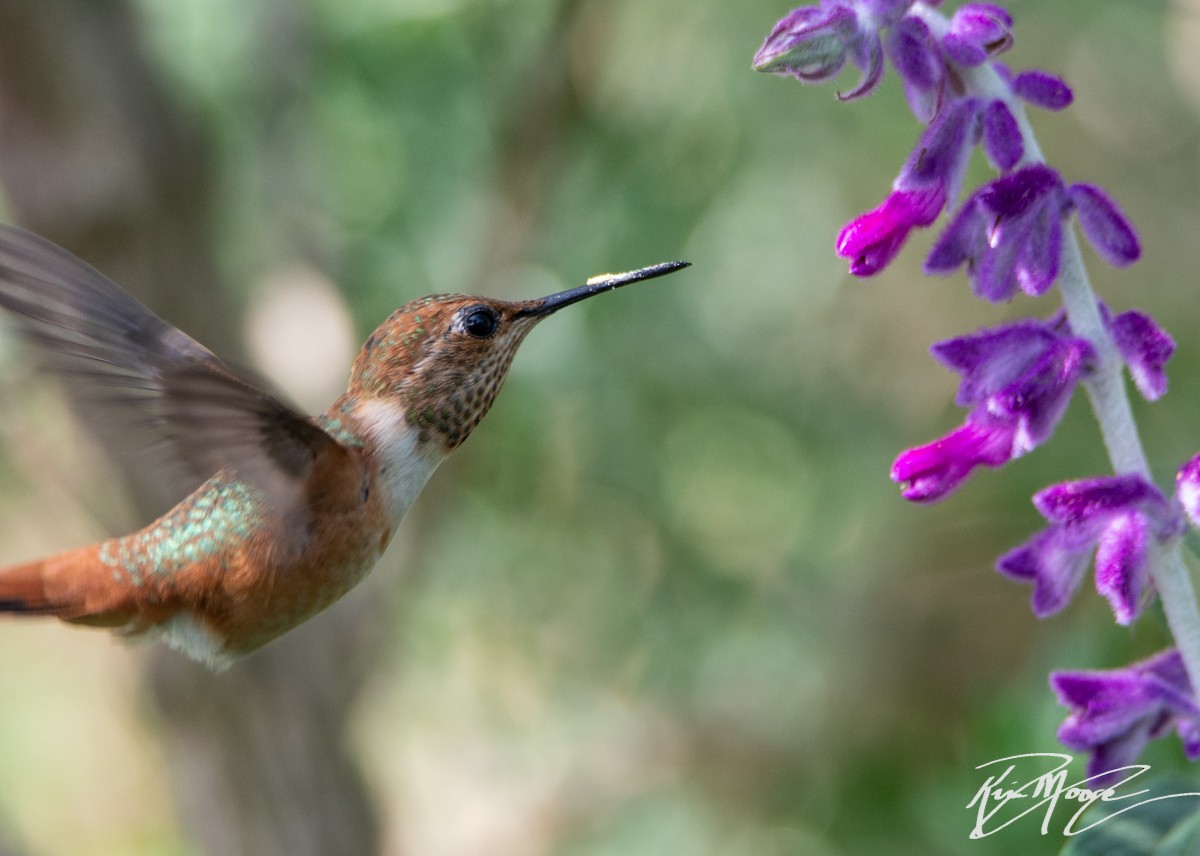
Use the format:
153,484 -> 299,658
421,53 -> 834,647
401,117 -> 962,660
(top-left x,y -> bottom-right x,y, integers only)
1053,650 -> 1200,783
998,476 -> 1183,624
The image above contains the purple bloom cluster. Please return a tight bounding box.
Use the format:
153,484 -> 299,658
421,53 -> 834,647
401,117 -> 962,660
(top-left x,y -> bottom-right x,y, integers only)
756,0 -> 1200,777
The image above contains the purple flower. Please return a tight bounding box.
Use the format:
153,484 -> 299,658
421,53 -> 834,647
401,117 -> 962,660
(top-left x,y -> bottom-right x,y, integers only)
926,165 -> 1141,301
997,476 -> 1180,623
838,97 -> 981,276
925,163 -> 1068,301
1053,650 -> 1200,782
891,320 -> 1094,502
941,3 -> 1013,67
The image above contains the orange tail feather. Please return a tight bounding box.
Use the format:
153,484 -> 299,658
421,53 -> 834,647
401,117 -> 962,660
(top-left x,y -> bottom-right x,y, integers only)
0,549 -> 135,627
0,558 -> 59,615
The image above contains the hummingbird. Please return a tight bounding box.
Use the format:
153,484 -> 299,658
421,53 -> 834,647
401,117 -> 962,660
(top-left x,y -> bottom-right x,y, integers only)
0,224 -> 687,669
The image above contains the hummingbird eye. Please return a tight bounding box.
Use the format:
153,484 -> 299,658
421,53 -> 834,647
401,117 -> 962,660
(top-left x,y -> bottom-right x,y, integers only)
459,305 -> 500,339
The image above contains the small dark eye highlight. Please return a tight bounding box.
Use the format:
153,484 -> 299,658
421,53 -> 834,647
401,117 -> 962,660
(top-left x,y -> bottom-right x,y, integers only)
460,305 -> 500,339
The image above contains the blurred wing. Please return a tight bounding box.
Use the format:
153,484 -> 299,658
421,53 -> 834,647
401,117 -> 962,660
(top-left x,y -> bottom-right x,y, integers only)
0,224 -> 359,516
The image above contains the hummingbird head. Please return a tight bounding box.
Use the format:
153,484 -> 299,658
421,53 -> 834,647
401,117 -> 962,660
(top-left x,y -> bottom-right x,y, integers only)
349,261 -> 688,452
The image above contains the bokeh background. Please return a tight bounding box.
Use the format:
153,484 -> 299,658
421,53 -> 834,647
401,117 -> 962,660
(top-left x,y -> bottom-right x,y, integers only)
0,0 -> 1197,854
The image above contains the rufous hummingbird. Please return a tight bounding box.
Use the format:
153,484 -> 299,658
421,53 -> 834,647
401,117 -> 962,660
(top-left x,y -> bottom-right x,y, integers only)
0,225 -> 688,669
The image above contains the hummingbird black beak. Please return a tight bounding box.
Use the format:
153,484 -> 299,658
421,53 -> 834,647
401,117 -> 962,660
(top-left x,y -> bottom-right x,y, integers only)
520,260 -> 691,318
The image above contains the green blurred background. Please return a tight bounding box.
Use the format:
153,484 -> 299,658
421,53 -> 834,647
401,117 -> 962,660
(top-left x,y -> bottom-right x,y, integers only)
0,0 -> 1198,854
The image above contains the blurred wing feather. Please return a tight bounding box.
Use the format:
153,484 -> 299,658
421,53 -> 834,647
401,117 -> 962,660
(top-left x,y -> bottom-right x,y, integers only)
0,224 -> 358,515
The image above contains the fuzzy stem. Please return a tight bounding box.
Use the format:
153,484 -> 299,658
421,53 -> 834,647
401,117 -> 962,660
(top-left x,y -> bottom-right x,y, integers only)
914,3 -> 1200,690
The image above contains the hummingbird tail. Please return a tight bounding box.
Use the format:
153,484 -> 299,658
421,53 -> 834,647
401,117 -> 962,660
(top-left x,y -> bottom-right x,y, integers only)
0,550 -> 136,627
0,558 -> 59,615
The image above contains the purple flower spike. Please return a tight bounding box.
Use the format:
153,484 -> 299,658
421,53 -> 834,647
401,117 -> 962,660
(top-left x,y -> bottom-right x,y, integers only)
1103,308 -> 1173,401
1176,452 -> 1200,530
1070,184 -> 1141,267
941,3 -> 1014,67
1052,650 -> 1200,783
926,164 -> 1069,301
892,320 -> 1094,502
997,475 -> 1178,623
1013,69 -> 1074,111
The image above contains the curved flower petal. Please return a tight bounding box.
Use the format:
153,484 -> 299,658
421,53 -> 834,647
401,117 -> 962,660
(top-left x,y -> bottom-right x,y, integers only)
997,528 -> 1092,617
1013,69 -> 1073,110
925,196 -> 987,274
1033,475 -> 1165,530
890,421 -> 1014,503
1070,183 -> 1141,267
839,20 -> 885,100
1107,309 -> 1173,401
982,99 -> 1022,171
887,15 -> 943,122
902,96 -> 983,203
1094,511 -> 1149,625
836,186 -> 945,276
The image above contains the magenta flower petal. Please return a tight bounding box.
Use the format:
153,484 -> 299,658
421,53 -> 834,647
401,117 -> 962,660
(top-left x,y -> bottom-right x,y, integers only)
836,186 -> 944,276
890,421 -> 1014,503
